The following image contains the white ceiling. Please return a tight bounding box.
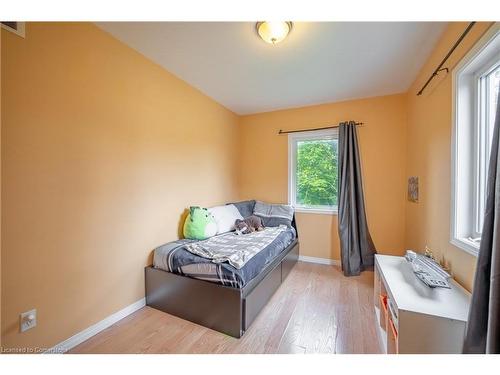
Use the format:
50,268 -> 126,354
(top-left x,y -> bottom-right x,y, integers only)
96,22 -> 447,115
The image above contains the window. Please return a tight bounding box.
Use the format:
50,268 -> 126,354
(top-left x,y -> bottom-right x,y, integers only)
475,63 -> 500,236
451,23 -> 500,256
288,129 -> 338,214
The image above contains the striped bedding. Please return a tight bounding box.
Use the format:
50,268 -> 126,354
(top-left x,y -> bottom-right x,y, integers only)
153,227 -> 296,288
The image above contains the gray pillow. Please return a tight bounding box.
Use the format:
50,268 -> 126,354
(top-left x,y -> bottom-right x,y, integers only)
226,200 -> 256,219
253,201 -> 294,227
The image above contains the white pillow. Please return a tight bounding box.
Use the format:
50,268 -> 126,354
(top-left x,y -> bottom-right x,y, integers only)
207,204 -> 243,234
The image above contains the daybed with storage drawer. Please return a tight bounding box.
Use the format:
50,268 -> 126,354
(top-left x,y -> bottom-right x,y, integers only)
145,201 -> 299,338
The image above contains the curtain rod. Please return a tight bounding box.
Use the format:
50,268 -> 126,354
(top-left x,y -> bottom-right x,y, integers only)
417,22 -> 476,96
278,122 -> 364,135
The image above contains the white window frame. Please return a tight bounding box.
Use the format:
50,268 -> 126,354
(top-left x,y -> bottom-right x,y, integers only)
473,58 -> 499,237
451,23 -> 500,256
288,128 -> 339,215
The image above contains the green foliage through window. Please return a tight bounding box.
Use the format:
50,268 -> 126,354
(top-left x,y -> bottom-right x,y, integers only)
296,139 -> 338,207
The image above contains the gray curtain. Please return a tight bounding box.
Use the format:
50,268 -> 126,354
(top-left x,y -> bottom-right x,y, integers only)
463,97 -> 500,354
338,121 -> 377,276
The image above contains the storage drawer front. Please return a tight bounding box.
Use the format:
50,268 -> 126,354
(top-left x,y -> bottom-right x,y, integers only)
145,267 -> 243,337
243,265 -> 281,330
281,243 -> 299,281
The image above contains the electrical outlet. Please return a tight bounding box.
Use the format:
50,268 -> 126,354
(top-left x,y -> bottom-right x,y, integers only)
20,309 -> 37,333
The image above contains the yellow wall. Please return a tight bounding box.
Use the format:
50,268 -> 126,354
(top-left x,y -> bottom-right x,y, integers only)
405,22 -> 494,291
1,23 -> 239,350
238,94 -> 408,260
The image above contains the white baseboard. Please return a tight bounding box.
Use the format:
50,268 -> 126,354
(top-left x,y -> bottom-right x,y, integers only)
45,298 -> 146,354
45,257 -> 335,353
298,255 -> 339,266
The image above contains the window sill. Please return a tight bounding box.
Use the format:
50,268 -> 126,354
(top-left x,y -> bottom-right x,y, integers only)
294,207 -> 338,215
450,237 -> 479,257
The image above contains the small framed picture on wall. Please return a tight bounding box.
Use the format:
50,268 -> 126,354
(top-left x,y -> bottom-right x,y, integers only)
408,176 -> 419,203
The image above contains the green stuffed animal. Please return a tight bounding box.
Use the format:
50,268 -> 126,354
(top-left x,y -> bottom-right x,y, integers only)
183,206 -> 218,240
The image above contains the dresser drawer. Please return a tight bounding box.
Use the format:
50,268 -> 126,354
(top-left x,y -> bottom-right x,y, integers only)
243,264 -> 281,330
281,242 -> 299,281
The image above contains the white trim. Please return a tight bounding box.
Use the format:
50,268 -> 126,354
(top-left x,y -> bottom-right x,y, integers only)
44,298 -> 146,354
450,22 -> 500,257
294,207 -> 338,215
450,238 -> 480,257
473,59 -> 500,236
298,255 -> 339,266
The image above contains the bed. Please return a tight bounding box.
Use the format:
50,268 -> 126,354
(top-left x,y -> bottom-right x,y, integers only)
145,201 -> 299,338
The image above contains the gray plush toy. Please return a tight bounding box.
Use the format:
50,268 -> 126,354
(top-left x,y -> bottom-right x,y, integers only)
234,215 -> 265,235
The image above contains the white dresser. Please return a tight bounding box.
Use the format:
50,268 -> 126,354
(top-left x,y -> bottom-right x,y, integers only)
374,254 -> 471,354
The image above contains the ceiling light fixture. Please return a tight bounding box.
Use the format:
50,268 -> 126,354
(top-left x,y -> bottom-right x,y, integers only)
256,21 -> 292,45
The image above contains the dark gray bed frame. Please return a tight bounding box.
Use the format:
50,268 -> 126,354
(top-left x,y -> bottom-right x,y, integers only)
145,219 -> 299,338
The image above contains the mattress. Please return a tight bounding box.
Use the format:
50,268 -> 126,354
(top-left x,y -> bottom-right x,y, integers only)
153,227 -> 296,288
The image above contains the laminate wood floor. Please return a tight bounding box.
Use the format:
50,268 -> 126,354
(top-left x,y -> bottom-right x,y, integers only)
70,261 -> 381,354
